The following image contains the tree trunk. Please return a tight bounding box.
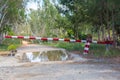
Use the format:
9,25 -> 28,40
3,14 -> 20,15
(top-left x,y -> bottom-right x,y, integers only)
101,27 -> 105,41
107,28 -> 111,40
73,25 -> 78,39
0,33 -> 3,44
111,4 -> 117,47
106,2 -> 111,40
98,30 -> 100,41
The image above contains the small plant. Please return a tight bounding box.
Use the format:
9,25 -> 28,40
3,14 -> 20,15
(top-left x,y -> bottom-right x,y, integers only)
7,44 -> 17,51
7,44 -> 17,56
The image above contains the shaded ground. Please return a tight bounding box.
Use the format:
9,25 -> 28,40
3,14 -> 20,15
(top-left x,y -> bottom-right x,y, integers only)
0,44 -> 120,80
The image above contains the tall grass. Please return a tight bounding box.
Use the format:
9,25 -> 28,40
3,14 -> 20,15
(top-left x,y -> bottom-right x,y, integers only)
3,38 -> 21,45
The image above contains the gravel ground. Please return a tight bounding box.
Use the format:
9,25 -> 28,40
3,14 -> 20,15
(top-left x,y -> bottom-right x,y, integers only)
0,59 -> 120,80
0,45 -> 120,80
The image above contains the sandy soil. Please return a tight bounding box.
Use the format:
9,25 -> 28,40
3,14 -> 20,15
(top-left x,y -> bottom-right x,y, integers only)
0,45 -> 120,80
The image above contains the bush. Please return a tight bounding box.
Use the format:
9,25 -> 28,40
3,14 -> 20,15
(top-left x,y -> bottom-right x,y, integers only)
7,44 -> 17,51
79,34 -> 87,40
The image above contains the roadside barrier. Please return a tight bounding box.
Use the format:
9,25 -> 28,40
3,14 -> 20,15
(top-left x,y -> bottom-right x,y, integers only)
4,35 -> 113,54
83,41 -> 91,54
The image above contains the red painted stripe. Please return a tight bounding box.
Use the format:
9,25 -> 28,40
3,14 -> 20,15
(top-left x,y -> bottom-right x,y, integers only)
17,36 -> 24,39
109,41 -> 113,44
64,38 -> 70,42
105,41 -> 114,44
41,38 -> 48,41
84,50 -> 89,53
5,36 -> 12,38
97,41 -> 114,44
85,45 -> 90,48
30,36 -> 36,39
53,38 -> 59,41
97,41 -> 106,44
75,40 -> 81,42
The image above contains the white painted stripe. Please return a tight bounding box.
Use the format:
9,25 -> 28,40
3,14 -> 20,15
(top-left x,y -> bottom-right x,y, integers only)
12,36 -> 18,38
92,40 -> 97,43
59,39 -> 64,41
83,52 -> 88,54
70,39 -> 76,42
47,38 -> 53,41
81,40 -> 87,43
86,42 -> 90,45
84,47 -> 89,51
24,36 -> 30,39
35,37 -> 41,40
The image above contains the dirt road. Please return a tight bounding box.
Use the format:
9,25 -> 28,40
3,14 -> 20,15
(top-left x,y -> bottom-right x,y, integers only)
0,45 -> 120,80
0,60 -> 120,80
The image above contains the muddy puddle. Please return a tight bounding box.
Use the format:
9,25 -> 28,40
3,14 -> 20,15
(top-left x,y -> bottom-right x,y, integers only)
21,50 -> 68,62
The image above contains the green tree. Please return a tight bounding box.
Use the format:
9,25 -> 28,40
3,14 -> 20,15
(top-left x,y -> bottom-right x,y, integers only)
28,0 -> 61,37
58,0 -> 120,42
57,0 -> 90,39
87,0 -> 120,43
0,0 -> 25,44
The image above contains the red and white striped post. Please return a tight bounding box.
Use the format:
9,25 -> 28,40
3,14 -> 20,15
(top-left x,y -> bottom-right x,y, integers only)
83,40 -> 91,54
83,34 -> 92,54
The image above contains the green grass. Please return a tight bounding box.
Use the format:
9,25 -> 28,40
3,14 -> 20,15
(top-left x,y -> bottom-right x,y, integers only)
3,38 -> 21,45
0,44 -> 8,51
89,44 -> 106,57
89,44 -> 120,57
41,41 -> 84,51
0,39 -> 21,51
41,41 -> 120,57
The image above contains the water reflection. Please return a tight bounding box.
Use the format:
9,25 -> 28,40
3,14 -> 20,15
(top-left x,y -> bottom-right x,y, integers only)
25,50 -> 68,62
